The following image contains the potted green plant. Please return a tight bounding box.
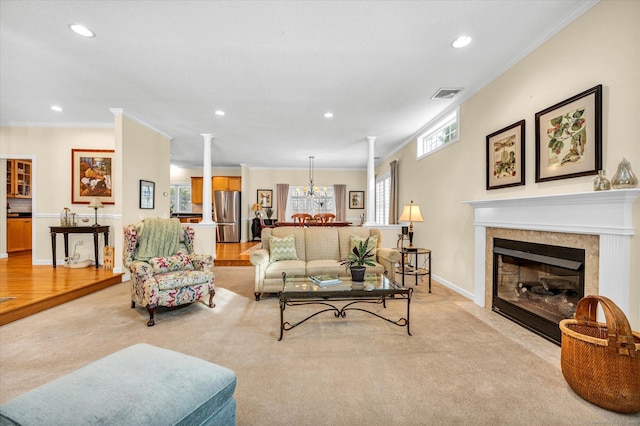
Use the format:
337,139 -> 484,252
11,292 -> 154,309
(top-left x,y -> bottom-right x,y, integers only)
340,237 -> 376,282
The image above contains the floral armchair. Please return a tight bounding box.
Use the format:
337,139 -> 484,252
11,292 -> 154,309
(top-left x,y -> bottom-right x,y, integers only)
123,219 -> 215,326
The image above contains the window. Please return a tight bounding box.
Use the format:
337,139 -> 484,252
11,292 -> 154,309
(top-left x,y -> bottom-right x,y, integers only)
285,186 -> 334,220
169,184 -> 192,213
417,109 -> 459,158
375,173 -> 390,225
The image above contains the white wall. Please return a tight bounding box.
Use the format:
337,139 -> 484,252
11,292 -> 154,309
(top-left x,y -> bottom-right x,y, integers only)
379,0 -> 640,327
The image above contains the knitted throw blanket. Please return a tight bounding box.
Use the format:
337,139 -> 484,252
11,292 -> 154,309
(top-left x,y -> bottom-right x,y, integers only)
137,218 -> 181,260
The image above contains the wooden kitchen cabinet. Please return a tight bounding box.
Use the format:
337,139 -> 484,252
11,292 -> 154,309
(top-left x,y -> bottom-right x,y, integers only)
191,176 -> 241,204
7,218 -> 32,252
6,160 -> 32,198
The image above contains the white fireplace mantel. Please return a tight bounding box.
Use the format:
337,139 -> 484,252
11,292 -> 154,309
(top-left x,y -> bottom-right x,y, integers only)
464,189 -> 640,318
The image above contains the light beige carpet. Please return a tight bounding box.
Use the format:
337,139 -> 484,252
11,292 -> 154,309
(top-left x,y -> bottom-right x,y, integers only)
1,266 -> 638,425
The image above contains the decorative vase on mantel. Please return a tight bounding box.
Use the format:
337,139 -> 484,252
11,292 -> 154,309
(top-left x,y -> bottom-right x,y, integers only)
593,170 -> 611,191
611,158 -> 638,189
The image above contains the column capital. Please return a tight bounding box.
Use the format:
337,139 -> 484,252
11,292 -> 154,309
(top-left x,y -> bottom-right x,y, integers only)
201,133 -> 214,141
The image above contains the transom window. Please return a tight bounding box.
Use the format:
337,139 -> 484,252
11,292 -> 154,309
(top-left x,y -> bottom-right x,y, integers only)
417,109 -> 459,158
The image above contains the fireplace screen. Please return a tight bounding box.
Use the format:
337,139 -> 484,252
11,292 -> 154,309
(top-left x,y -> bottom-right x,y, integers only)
493,238 -> 585,344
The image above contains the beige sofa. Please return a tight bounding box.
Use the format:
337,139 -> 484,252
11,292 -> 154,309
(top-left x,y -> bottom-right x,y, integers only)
249,226 -> 400,300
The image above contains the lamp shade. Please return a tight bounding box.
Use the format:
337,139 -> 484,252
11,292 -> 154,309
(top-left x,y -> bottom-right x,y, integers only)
88,197 -> 104,209
251,203 -> 263,211
399,200 -> 423,223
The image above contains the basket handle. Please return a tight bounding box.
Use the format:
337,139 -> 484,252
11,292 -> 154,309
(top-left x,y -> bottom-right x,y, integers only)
574,295 -> 637,357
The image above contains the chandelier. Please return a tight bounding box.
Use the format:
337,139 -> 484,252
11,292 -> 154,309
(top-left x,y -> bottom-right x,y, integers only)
295,156 -> 325,198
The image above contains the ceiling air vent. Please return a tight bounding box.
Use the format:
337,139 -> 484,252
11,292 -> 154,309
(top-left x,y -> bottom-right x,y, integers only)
431,88 -> 463,100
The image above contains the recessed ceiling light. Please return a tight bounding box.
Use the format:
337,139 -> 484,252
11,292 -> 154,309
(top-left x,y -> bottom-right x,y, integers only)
69,24 -> 95,38
50,105 -> 63,112
452,35 -> 472,49
324,112 -> 334,118
214,110 -> 225,116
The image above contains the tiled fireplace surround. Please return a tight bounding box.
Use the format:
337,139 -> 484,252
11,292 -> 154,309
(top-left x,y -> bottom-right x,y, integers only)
466,189 -> 640,323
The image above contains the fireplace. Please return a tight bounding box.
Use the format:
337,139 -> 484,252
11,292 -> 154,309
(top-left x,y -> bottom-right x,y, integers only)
465,189 -> 640,337
492,238 -> 585,344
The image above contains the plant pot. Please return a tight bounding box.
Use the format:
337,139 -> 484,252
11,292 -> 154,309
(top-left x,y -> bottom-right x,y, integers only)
350,266 -> 366,282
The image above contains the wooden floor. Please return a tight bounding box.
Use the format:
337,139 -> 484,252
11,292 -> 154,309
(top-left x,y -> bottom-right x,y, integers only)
0,242 -> 259,326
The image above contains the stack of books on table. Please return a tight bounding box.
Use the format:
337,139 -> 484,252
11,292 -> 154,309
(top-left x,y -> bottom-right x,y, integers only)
309,274 -> 342,286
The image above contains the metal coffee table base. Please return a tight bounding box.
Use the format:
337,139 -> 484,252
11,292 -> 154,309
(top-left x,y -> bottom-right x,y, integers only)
278,290 -> 412,341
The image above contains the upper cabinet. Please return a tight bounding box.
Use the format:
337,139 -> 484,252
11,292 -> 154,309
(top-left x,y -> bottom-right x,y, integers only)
6,160 -> 32,198
191,176 -> 241,204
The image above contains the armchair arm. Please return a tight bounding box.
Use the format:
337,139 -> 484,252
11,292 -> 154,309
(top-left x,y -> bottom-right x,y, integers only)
376,247 -> 401,278
250,249 -> 270,295
249,249 -> 270,267
128,260 -> 160,307
188,254 -> 214,271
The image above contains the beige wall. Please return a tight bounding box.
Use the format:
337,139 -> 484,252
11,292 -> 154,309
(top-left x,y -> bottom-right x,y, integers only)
379,0 -> 640,327
0,114 -> 174,268
1,126 -> 115,264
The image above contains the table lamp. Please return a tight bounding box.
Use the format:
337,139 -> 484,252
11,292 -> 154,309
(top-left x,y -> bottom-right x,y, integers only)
251,203 -> 263,218
398,200 -> 423,249
88,197 -> 104,226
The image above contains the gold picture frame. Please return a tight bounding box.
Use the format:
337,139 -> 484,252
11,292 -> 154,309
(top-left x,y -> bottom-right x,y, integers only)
71,149 -> 115,204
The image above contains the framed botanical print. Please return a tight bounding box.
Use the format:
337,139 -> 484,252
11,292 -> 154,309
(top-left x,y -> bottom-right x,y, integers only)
535,85 -> 602,182
71,149 -> 115,204
349,191 -> 364,209
257,189 -> 272,208
486,120 -> 526,190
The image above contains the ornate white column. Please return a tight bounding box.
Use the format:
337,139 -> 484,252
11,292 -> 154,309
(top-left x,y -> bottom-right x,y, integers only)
364,136 -> 376,226
200,133 -> 213,224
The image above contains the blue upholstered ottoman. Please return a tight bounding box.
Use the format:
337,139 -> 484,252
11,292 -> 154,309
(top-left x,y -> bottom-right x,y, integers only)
0,344 -> 236,426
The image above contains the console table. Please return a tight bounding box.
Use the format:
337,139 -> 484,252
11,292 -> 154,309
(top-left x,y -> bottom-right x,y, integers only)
50,225 -> 110,269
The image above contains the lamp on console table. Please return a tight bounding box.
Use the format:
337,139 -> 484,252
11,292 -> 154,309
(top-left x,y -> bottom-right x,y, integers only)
88,197 -> 104,227
398,200 -> 424,250
251,203 -> 263,218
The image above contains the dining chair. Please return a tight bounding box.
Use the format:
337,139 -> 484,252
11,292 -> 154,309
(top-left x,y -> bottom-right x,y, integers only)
313,213 -> 336,226
292,213 -> 313,227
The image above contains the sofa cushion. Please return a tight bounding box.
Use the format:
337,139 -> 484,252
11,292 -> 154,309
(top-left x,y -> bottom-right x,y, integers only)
264,259 -> 306,279
263,227 -> 306,261
338,227 -> 378,259
156,270 -> 213,290
306,259 -> 346,277
148,253 -> 194,274
304,227 -> 340,261
269,234 -> 298,261
349,234 -> 379,258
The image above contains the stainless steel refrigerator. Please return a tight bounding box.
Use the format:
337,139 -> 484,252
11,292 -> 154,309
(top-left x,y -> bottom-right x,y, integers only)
214,190 -> 241,243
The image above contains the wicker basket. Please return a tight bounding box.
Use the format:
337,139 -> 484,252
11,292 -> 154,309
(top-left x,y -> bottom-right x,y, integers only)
559,295 -> 640,414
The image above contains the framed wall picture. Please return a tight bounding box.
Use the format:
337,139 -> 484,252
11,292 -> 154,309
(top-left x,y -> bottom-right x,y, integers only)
257,189 -> 272,208
535,84 -> 602,182
139,180 -> 155,209
349,191 -> 364,209
71,149 -> 115,204
486,120 -> 526,190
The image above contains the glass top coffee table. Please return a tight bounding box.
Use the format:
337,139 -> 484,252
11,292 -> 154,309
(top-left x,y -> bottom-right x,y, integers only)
278,272 -> 413,340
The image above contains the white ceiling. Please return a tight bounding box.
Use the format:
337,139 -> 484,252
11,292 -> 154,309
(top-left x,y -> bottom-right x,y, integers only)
0,0 -> 597,170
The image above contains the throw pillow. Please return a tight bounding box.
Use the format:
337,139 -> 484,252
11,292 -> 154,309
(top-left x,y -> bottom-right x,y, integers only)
269,234 -> 298,262
349,234 -> 378,259
149,253 -> 194,273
